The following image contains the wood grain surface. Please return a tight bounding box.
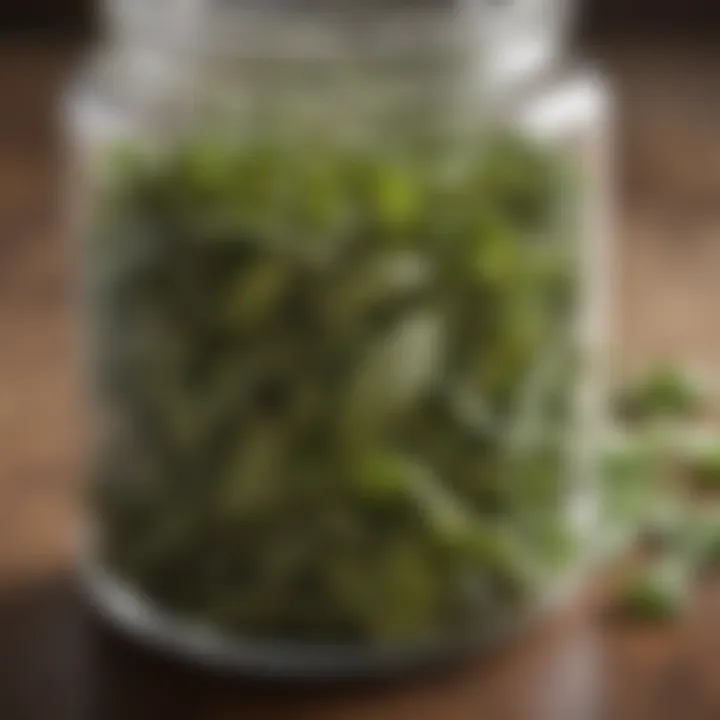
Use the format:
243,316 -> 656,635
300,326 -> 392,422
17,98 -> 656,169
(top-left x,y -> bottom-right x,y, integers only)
3,42 -> 720,720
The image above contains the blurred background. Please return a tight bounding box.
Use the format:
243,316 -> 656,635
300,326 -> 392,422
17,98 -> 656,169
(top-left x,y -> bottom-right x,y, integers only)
4,0 -> 720,716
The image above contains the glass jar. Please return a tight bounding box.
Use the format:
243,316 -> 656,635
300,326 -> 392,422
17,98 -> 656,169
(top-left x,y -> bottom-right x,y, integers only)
67,0 -> 609,676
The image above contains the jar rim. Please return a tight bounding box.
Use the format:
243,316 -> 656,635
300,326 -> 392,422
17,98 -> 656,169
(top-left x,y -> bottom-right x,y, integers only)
102,0 -> 484,61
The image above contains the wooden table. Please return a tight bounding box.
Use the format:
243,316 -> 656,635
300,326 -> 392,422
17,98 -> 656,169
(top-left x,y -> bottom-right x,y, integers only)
5,43 -> 720,720
6,570 -> 720,719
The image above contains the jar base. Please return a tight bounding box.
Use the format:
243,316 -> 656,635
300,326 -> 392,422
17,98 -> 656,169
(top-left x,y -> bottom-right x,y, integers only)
79,557 -> 537,681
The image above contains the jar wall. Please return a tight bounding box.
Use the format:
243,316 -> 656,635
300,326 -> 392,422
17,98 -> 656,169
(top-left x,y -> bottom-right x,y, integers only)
67,0 -> 608,672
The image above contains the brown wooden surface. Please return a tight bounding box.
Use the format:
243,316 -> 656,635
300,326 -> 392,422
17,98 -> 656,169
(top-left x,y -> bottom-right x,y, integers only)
5,43 -> 720,720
